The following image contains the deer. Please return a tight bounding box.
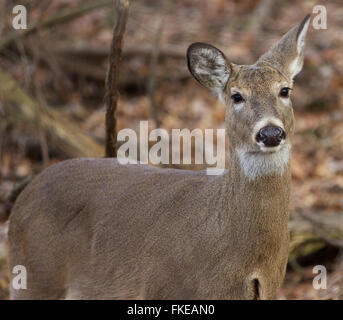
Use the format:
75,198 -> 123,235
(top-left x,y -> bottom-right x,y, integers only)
5,14 -> 310,300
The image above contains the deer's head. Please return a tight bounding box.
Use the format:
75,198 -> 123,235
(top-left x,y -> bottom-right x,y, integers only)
187,15 -> 310,177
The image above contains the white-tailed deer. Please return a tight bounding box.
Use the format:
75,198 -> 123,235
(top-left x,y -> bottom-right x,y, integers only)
7,15 -> 310,299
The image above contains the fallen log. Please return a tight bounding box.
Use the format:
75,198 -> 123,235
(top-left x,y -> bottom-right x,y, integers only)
289,210 -> 343,259
0,69 -> 104,158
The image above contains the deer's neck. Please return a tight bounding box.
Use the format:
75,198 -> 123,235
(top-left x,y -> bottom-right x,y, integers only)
218,146 -> 292,234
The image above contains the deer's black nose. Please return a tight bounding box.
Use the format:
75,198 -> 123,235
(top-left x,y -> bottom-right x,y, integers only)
256,125 -> 286,147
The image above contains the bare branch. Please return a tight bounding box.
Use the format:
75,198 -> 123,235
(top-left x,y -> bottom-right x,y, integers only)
105,0 -> 130,157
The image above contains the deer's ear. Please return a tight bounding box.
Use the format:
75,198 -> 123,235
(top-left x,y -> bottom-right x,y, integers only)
258,14 -> 311,79
187,42 -> 231,94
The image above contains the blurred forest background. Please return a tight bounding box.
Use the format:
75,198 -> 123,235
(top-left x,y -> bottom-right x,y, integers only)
0,0 -> 343,299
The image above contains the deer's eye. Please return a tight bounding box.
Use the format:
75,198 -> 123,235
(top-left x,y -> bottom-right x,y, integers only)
279,87 -> 291,98
231,93 -> 244,104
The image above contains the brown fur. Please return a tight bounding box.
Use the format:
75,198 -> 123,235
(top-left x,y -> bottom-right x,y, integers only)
8,15 -> 310,300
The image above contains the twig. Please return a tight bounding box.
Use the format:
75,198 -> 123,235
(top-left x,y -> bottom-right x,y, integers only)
105,0 -> 130,157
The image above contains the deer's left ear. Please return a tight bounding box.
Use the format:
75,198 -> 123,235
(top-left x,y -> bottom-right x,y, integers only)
258,14 -> 311,80
187,42 -> 231,94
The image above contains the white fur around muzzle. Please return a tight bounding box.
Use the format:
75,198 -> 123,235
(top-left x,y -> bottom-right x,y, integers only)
236,143 -> 291,180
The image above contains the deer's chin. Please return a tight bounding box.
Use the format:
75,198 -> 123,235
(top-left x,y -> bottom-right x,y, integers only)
257,140 -> 286,154
259,145 -> 282,153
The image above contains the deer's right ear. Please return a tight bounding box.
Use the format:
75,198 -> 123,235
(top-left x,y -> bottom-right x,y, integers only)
187,43 -> 231,94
